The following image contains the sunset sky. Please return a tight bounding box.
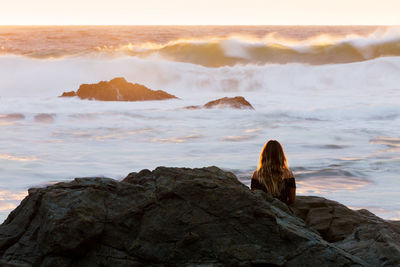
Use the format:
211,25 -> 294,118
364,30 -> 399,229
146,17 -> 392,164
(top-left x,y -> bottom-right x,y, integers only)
1,0 -> 400,25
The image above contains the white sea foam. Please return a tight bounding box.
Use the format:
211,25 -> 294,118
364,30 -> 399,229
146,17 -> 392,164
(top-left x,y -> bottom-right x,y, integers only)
1,55 -> 400,100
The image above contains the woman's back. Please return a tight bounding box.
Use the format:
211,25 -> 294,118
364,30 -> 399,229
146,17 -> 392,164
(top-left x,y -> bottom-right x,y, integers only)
250,140 -> 296,205
251,168 -> 296,204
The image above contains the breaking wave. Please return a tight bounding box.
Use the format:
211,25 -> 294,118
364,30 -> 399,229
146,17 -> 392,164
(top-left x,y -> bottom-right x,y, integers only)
2,26 -> 400,67
98,29 -> 400,67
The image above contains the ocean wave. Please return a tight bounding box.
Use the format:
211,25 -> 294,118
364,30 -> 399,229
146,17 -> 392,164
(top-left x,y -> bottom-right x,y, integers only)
98,29 -> 400,67
2,54 -> 400,105
2,27 -> 400,66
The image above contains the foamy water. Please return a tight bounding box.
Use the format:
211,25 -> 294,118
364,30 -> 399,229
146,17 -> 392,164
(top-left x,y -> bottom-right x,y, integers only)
0,26 -> 399,221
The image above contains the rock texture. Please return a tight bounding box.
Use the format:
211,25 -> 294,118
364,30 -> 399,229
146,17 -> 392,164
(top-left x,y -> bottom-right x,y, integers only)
60,91 -> 76,97
185,96 -> 254,110
0,167 -> 365,266
59,77 -> 178,101
204,96 -> 254,109
294,196 -> 400,266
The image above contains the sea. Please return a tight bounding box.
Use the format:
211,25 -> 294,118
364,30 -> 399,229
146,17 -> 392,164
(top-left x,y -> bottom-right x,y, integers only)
0,26 -> 399,222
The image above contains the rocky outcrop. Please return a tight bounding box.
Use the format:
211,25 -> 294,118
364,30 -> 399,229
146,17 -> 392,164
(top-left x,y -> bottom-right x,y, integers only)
60,91 -> 76,97
59,77 -> 178,101
204,96 -> 254,109
185,96 -> 254,110
293,196 -> 400,266
0,167 -> 365,266
0,114 -> 25,121
34,114 -> 55,123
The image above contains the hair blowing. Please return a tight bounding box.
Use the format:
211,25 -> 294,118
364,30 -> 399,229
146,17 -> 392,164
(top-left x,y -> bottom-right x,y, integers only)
256,140 -> 288,197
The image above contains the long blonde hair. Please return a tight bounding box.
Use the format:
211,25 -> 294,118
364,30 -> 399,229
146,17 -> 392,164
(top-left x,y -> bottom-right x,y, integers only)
256,140 -> 289,197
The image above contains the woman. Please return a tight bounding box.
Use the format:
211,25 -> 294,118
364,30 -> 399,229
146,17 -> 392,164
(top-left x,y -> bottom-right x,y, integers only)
251,140 -> 296,205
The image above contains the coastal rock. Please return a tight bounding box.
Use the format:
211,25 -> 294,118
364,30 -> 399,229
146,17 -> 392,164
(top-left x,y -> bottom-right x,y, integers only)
294,196 -> 400,266
0,114 -> 25,121
59,77 -> 178,101
34,114 -> 55,123
60,91 -> 76,97
0,167 -> 364,266
184,105 -> 202,110
293,196 -> 367,242
204,96 -> 254,109
184,96 -> 255,110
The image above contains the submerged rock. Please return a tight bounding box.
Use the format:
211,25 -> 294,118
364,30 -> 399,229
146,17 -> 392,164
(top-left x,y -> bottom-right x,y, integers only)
59,77 -> 178,101
204,96 -> 254,109
0,167 -> 365,266
34,113 -> 55,123
184,105 -> 202,110
0,113 -> 25,121
184,96 -> 254,110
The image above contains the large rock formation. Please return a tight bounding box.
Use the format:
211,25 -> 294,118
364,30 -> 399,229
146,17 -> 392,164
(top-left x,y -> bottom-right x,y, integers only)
186,96 -> 254,110
0,167 -> 368,266
293,196 -> 400,266
59,77 -> 178,101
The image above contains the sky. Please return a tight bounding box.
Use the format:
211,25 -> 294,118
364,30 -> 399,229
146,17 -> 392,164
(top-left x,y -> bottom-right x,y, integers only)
1,0 -> 400,25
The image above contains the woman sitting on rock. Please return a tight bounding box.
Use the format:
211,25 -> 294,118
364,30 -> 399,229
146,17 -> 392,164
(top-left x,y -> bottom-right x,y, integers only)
251,140 -> 296,205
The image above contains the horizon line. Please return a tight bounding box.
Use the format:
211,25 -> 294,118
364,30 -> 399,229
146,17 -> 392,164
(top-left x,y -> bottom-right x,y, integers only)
0,24 -> 399,27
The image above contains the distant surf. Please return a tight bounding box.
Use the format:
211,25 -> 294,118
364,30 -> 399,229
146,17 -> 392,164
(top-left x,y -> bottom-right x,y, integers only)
1,25 -> 400,66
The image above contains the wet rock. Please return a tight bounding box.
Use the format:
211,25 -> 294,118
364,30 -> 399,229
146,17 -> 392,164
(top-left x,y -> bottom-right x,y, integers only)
0,167 -> 363,266
204,96 -> 254,109
0,114 -> 25,121
184,105 -> 202,110
294,196 -> 400,266
34,114 -> 55,123
60,77 -> 178,101
59,91 -> 76,97
184,96 -> 254,110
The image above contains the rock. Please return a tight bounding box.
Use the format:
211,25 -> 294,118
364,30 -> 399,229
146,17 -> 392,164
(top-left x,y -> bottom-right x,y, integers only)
0,114 -> 25,121
184,105 -> 202,110
59,77 -> 178,101
204,96 -> 254,109
293,196 -> 366,242
0,167 -> 364,266
59,91 -> 76,97
184,96 -> 254,110
293,196 -> 400,266
34,114 -> 55,123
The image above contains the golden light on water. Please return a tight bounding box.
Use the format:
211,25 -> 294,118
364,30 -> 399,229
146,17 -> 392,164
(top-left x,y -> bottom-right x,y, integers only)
1,0 -> 400,25
296,177 -> 370,194
0,191 -> 27,212
0,154 -> 38,162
